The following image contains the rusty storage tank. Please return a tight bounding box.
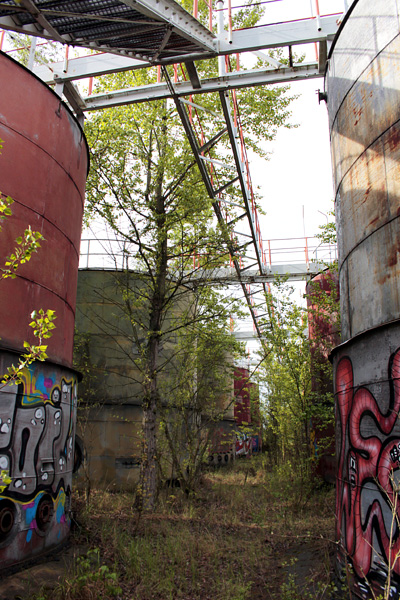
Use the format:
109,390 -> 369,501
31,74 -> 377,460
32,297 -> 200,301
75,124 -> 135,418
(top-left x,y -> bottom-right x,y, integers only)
325,0 -> 400,596
0,51 -> 88,570
75,268 -> 237,485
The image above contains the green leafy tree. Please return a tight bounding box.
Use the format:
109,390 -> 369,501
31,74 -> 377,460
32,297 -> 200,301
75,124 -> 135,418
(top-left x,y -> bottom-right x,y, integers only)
260,280 -> 313,469
82,6 -> 296,509
157,292 -> 244,495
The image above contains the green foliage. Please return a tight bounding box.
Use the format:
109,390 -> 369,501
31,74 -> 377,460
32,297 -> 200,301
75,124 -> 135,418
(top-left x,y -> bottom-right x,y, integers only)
258,275 -> 337,483
41,548 -> 122,600
3,32 -> 65,68
81,4 -> 297,510
1,309 -> 57,386
0,194 -> 13,229
157,297 -> 246,494
260,279 -> 314,464
1,226 -> 44,280
315,208 -> 337,247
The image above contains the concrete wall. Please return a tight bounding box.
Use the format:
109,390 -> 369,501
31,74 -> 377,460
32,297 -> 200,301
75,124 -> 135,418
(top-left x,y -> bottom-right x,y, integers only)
75,269 -> 236,489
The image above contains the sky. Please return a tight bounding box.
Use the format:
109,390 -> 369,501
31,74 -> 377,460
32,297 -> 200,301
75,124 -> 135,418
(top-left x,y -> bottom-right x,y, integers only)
253,78 -> 334,242
244,0 -> 348,243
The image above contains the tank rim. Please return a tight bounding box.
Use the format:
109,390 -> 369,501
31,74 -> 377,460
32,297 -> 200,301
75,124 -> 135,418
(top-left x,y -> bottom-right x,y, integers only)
323,0 -> 361,87
0,49 -> 90,176
0,344 -> 82,381
329,317 -> 400,362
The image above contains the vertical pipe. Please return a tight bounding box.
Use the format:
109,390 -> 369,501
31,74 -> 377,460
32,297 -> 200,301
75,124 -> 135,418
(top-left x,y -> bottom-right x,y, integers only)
305,237 -> 309,268
314,0 -> 321,31
62,45 -> 69,74
227,0 -> 232,44
209,0 -> 213,32
88,77 -> 93,95
193,0 -> 198,18
27,36 -> 37,71
0,30 -> 5,51
157,65 -> 161,82
217,0 -> 226,76
87,239 -> 90,269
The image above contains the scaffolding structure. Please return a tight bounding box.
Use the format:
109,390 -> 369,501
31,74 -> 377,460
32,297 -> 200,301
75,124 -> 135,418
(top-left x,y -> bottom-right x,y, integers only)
0,0 -> 344,343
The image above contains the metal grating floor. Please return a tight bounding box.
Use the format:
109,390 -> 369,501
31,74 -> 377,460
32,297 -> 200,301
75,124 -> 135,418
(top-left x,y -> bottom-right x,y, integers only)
0,0 -> 216,62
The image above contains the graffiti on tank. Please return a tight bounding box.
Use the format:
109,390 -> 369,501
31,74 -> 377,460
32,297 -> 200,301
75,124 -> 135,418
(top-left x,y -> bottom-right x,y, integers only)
336,349 -> 400,596
235,432 -> 252,456
0,363 -> 77,557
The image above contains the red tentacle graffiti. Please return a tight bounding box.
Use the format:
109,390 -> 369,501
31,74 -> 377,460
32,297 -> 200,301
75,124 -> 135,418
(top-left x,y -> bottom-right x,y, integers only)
336,349 -> 400,590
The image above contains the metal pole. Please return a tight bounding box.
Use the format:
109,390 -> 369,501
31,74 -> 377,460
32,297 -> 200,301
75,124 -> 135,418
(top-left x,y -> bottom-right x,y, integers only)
227,0 -> 232,44
217,0 -> 226,76
63,45 -> 69,73
27,36 -> 37,71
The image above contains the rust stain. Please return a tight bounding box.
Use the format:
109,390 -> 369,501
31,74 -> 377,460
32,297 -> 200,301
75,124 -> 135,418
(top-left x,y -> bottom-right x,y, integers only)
388,248 -> 398,268
385,126 -> 400,153
368,215 -> 380,227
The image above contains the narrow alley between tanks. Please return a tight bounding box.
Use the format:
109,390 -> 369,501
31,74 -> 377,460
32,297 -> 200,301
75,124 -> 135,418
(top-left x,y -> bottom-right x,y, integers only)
0,456 -> 335,600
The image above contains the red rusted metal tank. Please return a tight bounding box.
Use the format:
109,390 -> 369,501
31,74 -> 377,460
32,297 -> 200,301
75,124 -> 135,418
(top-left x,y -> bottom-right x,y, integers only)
0,52 -> 88,570
326,1 -> 400,596
234,368 -> 261,457
234,367 -> 251,426
0,51 -> 88,368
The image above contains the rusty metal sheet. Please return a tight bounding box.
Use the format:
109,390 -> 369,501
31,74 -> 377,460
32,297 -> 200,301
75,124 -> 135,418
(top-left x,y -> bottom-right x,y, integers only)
330,33 -> 400,187
340,218 -> 400,339
336,137 -> 388,263
0,53 -> 88,367
326,0 -> 400,130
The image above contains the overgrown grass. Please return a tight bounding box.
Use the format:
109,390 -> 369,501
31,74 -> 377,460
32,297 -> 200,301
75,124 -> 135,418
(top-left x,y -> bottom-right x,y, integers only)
35,456 -> 335,600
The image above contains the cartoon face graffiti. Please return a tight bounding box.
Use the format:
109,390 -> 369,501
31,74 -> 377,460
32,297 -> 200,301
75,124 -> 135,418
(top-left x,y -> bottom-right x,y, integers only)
0,363 -> 77,566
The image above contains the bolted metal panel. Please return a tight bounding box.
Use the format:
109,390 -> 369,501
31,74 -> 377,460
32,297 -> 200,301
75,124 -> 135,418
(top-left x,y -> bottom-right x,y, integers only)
0,51 -> 89,367
0,0 -> 216,62
327,0 -> 400,596
326,1 -> 400,342
0,353 -> 78,571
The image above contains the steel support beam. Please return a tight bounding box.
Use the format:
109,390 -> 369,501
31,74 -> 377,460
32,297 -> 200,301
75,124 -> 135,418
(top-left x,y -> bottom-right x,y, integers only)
162,66 -> 267,342
81,63 -> 320,111
189,264 -> 327,284
119,0 -> 215,52
32,14 -> 339,84
219,90 -> 265,276
0,0 -> 216,59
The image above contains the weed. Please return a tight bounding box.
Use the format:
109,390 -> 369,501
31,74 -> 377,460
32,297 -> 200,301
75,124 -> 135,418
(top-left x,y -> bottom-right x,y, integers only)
35,548 -> 122,600
29,457 -> 335,600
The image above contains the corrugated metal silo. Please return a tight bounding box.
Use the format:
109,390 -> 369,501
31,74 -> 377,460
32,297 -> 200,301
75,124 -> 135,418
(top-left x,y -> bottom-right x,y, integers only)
0,52 -> 88,570
326,0 -> 400,596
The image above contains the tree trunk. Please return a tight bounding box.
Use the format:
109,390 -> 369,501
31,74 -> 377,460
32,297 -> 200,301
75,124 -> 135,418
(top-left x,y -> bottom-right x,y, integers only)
135,115 -> 168,512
